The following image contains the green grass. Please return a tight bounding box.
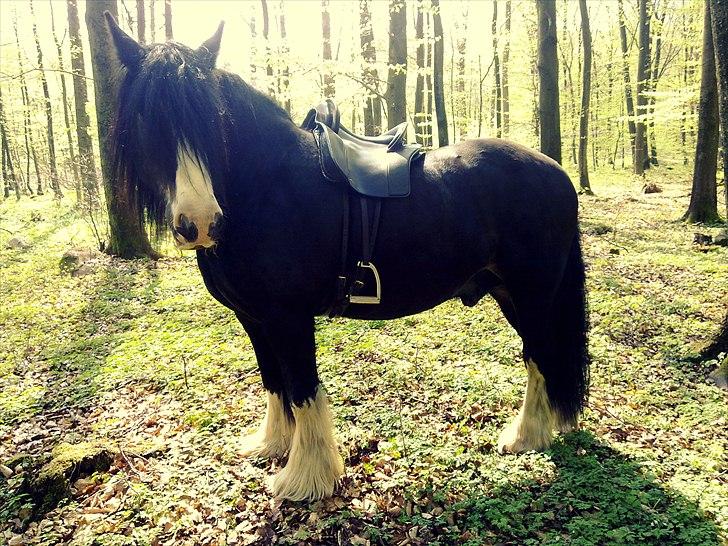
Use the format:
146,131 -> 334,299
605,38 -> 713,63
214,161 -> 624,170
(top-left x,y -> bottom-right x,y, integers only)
1,166 -> 726,545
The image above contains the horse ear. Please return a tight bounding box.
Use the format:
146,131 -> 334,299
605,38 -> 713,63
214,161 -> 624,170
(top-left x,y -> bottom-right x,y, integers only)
197,22 -> 225,68
104,11 -> 144,69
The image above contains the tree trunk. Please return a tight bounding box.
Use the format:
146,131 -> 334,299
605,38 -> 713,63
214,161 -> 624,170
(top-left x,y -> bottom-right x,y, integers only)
711,0 -> 728,220
67,0 -> 100,206
136,0 -> 146,44
279,6 -> 291,114
86,0 -> 158,258
578,0 -> 592,194
321,0 -> 335,98
30,0 -> 62,199
50,0 -> 80,199
648,9 -> 665,166
491,1 -> 501,138
415,3 -> 426,145
164,0 -> 173,40
385,0 -> 407,129
425,10 -> 433,148
537,0 -> 561,163
634,0 -> 651,175
360,0 -> 382,135
13,16 -> 35,195
0,86 -> 20,200
432,0 -> 448,146
455,9 -> 468,139
149,0 -> 156,42
617,0 -> 637,163
261,0 -> 276,98
502,0 -> 511,137
683,2 -> 720,224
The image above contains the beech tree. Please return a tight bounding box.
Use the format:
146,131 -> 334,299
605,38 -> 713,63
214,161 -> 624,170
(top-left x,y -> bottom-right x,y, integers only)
537,0 -> 561,163
86,0 -> 158,258
385,0 -> 407,128
431,0 -> 448,146
634,0 -> 651,175
578,0 -> 593,194
360,0 -> 382,135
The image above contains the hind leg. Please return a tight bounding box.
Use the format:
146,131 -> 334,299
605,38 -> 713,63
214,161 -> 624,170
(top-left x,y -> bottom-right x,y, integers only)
497,359 -> 555,453
238,320 -> 294,458
262,312 -> 344,501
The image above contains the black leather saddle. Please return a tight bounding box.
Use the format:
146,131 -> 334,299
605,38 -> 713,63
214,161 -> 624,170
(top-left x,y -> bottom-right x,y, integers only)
302,99 -> 423,198
302,100 -> 424,314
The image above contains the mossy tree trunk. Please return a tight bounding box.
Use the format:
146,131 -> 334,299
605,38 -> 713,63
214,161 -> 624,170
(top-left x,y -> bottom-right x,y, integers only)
683,2 -> 721,224
431,0 -> 448,146
578,0 -> 593,194
86,0 -> 159,258
537,0 -> 562,164
711,0 -> 728,220
385,0 -> 407,129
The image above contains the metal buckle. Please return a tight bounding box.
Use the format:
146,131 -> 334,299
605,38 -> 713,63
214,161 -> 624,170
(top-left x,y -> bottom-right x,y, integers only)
349,261 -> 381,304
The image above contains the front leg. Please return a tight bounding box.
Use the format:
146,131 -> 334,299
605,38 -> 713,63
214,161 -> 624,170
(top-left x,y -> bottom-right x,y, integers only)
262,312 -> 344,501
239,320 -> 294,458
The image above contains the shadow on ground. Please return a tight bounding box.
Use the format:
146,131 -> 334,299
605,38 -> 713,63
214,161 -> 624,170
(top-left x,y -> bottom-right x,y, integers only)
445,431 -> 721,546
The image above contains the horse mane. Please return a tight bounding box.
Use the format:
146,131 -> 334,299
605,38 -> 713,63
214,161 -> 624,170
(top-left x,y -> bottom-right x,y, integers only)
111,42 -> 232,237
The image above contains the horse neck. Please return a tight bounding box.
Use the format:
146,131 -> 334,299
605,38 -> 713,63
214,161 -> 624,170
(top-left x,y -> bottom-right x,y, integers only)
220,74 -> 305,183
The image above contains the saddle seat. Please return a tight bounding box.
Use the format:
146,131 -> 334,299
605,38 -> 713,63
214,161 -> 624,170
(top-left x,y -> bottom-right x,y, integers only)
302,99 -> 423,198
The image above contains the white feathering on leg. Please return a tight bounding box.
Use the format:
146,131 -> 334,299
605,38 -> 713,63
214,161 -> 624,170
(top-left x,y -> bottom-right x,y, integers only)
272,387 -> 344,501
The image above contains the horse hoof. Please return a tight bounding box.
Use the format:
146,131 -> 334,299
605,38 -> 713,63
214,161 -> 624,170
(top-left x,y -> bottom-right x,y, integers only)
496,420 -> 552,454
271,451 -> 344,501
239,431 -> 289,459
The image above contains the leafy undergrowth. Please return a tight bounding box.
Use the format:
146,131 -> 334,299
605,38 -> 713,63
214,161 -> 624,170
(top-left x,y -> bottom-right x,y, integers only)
1,167 -> 726,545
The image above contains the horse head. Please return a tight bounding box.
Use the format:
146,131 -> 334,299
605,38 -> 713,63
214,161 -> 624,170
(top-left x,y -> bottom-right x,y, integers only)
106,13 -> 226,250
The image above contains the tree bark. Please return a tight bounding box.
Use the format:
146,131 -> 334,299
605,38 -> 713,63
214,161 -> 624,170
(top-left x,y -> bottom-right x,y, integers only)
321,0 -> 335,98
617,0 -> 637,163
30,0 -> 62,199
711,0 -> 728,220
360,0 -> 382,135
279,5 -> 291,114
634,0 -> 651,175
648,8 -> 666,166
491,1 -> 501,138
432,0 -> 448,146
578,0 -> 592,194
415,3 -> 426,145
164,0 -> 173,41
261,0 -> 276,98
455,9 -> 468,139
68,0 -> 100,206
13,16 -> 35,195
0,85 -> 20,200
66,0 -> 99,208
537,0 -> 561,163
683,2 -> 720,224
136,0 -> 146,44
86,0 -> 158,258
385,0 -> 407,129
502,0 -> 511,137
149,0 -> 156,42
50,0 -> 80,198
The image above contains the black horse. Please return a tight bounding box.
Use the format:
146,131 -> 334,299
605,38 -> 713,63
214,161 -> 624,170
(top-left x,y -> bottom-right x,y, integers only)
106,16 -> 589,501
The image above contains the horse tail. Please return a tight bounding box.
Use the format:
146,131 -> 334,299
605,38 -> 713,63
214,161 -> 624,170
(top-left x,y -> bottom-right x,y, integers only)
542,232 -> 590,425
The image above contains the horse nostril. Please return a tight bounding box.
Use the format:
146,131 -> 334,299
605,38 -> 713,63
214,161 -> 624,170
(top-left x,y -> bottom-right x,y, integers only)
208,212 -> 224,241
176,214 -> 199,242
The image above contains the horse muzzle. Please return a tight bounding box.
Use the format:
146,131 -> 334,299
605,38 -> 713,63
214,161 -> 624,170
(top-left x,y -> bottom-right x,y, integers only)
173,212 -> 223,250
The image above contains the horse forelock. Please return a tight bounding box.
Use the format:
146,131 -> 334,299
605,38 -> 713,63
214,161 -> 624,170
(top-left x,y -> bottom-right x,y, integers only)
111,42 -> 228,237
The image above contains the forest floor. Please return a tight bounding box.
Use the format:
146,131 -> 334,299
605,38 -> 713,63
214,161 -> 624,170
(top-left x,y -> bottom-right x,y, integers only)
0,167 -> 727,546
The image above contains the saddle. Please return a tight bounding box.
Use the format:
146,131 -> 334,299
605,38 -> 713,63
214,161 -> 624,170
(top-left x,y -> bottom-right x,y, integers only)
302,99 -> 423,198
302,100 -> 423,313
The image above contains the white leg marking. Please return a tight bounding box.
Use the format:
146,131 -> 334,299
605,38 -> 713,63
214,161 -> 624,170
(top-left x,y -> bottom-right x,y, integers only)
498,360 -> 555,454
272,387 -> 344,501
240,392 -> 294,458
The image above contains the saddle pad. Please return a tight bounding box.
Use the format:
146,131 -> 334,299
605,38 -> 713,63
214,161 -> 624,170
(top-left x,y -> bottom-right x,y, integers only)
316,122 -> 422,198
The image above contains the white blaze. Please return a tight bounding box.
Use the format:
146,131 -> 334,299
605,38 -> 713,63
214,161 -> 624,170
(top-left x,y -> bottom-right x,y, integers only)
171,147 -> 222,248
